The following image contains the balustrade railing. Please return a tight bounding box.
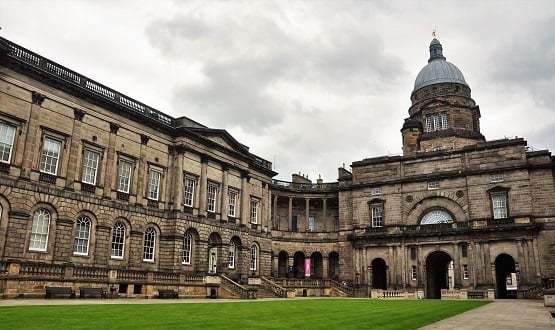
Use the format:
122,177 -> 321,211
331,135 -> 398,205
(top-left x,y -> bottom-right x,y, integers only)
19,262 -> 64,279
271,180 -> 339,191
117,269 -> 147,282
328,279 -> 353,296
221,274 -> 256,299
73,266 -> 109,281
260,276 -> 288,298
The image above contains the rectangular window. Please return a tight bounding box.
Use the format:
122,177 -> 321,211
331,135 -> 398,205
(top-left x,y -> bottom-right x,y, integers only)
461,243 -> 468,258
427,181 -> 440,190
81,149 -> 100,185
491,192 -> 508,219
147,167 -> 162,201
463,264 -> 469,279
371,187 -> 382,196
425,112 -> 449,132
228,190 -> 237,217
250,199 -> 259,224
490,173 -> 504,183
117,158 -> 133,193
411,265 -> 417,281
410,247 -> 417,260
371,205 -> 383,228
292,216 -> 298,232
308,216 -> 315,232
183,176 -> 196,207
207,184 -> 218,212
0,123 -> 16,164
39,137 -> 62,175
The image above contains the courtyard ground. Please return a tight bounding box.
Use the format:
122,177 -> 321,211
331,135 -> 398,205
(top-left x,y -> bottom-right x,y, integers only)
0,298 -> 487,329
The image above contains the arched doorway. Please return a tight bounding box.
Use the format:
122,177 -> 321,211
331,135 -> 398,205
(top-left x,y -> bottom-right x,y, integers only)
371,258 -> 387,289
328,252 -> 339,279
293,252 -> 305,278
310,252 -> 323,278
495,254 -> 517,299
278,251 -> 289,278
207,233 -> 222,274
425,251 -> 453,299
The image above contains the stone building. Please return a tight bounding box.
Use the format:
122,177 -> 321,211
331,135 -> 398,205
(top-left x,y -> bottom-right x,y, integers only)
0,35 -> 553,299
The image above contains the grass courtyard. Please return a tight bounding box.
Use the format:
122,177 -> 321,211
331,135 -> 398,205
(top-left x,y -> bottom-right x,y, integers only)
0,299 -> 489,329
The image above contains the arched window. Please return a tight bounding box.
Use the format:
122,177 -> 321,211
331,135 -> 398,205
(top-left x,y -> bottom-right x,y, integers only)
228,241 -> 236,269
143,227 -> 156,262
181,233 -> 192,265
29,208 -> 50,251
73,215 -> 91,255
250,244 -> 258,272
111,222 -> 126,259
420,209 -> 453,225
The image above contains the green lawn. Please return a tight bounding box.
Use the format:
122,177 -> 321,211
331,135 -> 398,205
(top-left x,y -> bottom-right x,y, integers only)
0,299 -> 488,329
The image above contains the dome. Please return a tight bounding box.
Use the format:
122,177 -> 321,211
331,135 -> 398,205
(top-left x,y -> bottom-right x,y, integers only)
413,38 -> 468,92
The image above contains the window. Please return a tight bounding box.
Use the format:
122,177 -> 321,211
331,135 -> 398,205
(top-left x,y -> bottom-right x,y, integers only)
39,137 -> 62,175
147,167 -> 162,201
111,222 -> 126,259
228,242 -> 236,269
411,265 -> 417,281
29,208 -> 50,251
425,112 -> 448,132
463,264 -> 469,279
228,190 -> 238,217
410,247 -> 417,260
250,244 -> 258,272
81,149 -> 100,185
181,233 -> 192,265
183,177 -> 196,207
420,209 -> 453,225
370,205 -> 384,228
491,192 -> 508,219
0,123 -> 16,164
490,173 -> 504,183
250,200 -> 259,224
117,158 -> 133,193
73,215 -> 91,255
427,181 -> 440,190
308,216 -> 315,232
143,227 -> 156,262
292,216 -> 298,232
461,243 -> 468,258
371,187 -> 382,196
207,184 -> 218,212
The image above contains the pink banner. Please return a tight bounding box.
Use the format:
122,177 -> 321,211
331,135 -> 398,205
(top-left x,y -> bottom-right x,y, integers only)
304,257 -> 311,277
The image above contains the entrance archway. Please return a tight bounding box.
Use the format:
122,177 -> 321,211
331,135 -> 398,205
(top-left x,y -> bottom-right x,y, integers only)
371,258 -> 387,289
278,251 -> 288,277
495,254 -> 517,299
310,252 -> 323,278
425,251 -> 453,299
293,252 -> 305,278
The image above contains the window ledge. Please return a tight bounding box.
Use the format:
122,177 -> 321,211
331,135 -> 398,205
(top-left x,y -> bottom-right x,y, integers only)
39,172 -> 57,183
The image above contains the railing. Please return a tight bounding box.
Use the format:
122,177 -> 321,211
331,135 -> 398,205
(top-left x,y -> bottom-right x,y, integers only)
467,290 -> 487,299
260,276 -> 289,298
382,290 -> 405,298
517,278 -> 555,299
328,279 -> 353,296
441,289 -> 463,299
19,262 -> 64,279
117,269 -> 147,282
221,274 -> 256,299
153,272 -> 179,284
278,278 -> 328,287
73,266 -> 109,281
271,180 -> 339,192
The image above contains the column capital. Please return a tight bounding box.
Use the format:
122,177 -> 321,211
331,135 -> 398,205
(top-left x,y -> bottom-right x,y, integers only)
31,91 -> 46,105
73,108 -> 86,121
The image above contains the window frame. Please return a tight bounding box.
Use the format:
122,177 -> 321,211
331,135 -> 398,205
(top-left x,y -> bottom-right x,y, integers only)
308,215 -> 316,232
73,215 -> 91,256
250,244 -> 258,272
228,190 -> 238,217
490,173 -> 504,183
411,265 -> 417,281
142,227 -> 156,262
228,241 -> 236,269
110,222 -> 126,259
0,122 -> 17,164
370,187 -> 382,196
427,181 -> 440,190
491,191 -> 508,219
29,208 -> 51,252
206,183 -> 218,213
181,233 -> 193,265
39,135 -> 63,176
183,175 -> 197,207
147,166 -> 163,201
117,156 -> 134,194
250,199 -> 260,224
463,264 -> 469,280
81,147 -> 101,185
425,112 -> 449,132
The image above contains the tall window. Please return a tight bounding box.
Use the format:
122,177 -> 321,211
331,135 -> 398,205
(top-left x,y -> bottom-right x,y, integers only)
463,264 -> 469,280
181,233 -> 192,265
143,227 -> 156,262
29,208 -> 50,251
39,137 -> 62,175
461,243 -> 468,258
147,168 -> 162,200
250,200 -> 259,224
425,112 -> 448,132
117,158 -> 133,193
0,123 -> 16,164
228,241 -> 236,269
111,222 -> 125,259
228,191 -> 238,217
308,216 -> 315,232
250,244 -> 258,272
207,184 -> 218,212
411,265 -> 417,281
81,149 -> 100,185
491,192 -> 508,219
371,204 -> 384,228
73,215 -> 91,255
183,177 -> 196,207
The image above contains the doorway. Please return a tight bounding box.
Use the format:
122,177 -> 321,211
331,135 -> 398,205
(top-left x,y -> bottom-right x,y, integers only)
425,251 -> 453,299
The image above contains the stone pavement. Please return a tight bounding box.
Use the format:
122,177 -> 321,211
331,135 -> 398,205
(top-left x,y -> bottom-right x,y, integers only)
421,299 -> 554,329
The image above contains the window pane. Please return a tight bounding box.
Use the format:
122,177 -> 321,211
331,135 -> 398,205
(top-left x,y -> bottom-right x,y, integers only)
250,245 -> 258,271
250,200 -> 259,224
111,222 -> 125,258
81,149 -> 100,185
207,185 -> 217,212
0,123 -> 16,163
181,233 -> 192,264
184,177 -> 196,207
308,216 -> 315,231
73,216 -> 91,255
143,227 -> 156,261
371,205 -> 383,227
117,160 -> 133,193
492,193 -> 507,219
147,169 -> 161,200
40,137 -> 61,175
228,242 -> 236,268
420,209 -> 453,225
228,192 -> 237,217
30,209 -> 50,251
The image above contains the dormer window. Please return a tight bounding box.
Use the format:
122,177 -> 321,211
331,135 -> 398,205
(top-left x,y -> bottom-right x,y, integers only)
425,112 -> 448,132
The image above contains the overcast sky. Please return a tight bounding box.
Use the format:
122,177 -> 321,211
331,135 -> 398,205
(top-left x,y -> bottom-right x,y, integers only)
1,1 -> 554,181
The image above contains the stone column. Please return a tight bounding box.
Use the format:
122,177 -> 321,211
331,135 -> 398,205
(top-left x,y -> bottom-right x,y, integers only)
199,157 -> 208,217
21,92 -> 45,179
305,198 -> 310,232
220,167 -> 229,221
136,135 -> 149,206
322,256 -> 329,279
102,123 -> 119,197
129,230 -> 144,268
172,149 -> 184,211
94,225 -> 112,266
288,197 -> 293,230
53,218 -> 75,262
490,262 -> 497,297
288,256 -> 295,278
273,194 -> 278,230
240,171 -> 249,226
65,109 -> 85,189
322,198 -> 327,231
454,243 -> 462,288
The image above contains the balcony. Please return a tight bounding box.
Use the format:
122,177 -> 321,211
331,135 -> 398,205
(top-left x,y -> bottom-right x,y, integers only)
271,179 -> 339,192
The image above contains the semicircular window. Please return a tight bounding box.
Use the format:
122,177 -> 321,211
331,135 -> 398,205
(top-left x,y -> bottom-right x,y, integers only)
420,209 -> 453,225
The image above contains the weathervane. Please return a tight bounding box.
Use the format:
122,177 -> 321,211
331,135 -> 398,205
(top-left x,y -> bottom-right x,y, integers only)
432,27 -> 438,38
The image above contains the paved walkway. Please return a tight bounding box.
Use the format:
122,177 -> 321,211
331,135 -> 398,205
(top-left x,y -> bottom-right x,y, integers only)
421,300 -> 554,329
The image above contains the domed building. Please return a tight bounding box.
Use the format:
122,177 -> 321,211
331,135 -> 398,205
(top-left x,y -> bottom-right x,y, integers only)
0,35 -> 553,300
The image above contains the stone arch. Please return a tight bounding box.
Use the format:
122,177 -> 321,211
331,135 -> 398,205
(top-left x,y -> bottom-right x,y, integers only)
249,242 -> 260,275
407,196 -> 467,225
278,251 -> 289,277
142,222 -> 161,266
109,217 -> 132,262
293,251 -> 306,278
371,258 -> 387,290
25,202 -> 59,259
328,251 -> 340,279
425,250 -> 454,299
310,251 -> 324,278
207,232 -> 223,274
494,253 -> 517,299
71,210 -> 98,259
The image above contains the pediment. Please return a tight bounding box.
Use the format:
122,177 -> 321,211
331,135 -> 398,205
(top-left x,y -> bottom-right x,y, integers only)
189,128 -> 250,155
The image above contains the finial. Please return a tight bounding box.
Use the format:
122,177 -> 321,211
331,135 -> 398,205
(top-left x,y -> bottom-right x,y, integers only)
432,29 -> 436,38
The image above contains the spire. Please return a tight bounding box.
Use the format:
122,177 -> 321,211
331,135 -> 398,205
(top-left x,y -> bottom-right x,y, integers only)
428,38 -> 446,62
